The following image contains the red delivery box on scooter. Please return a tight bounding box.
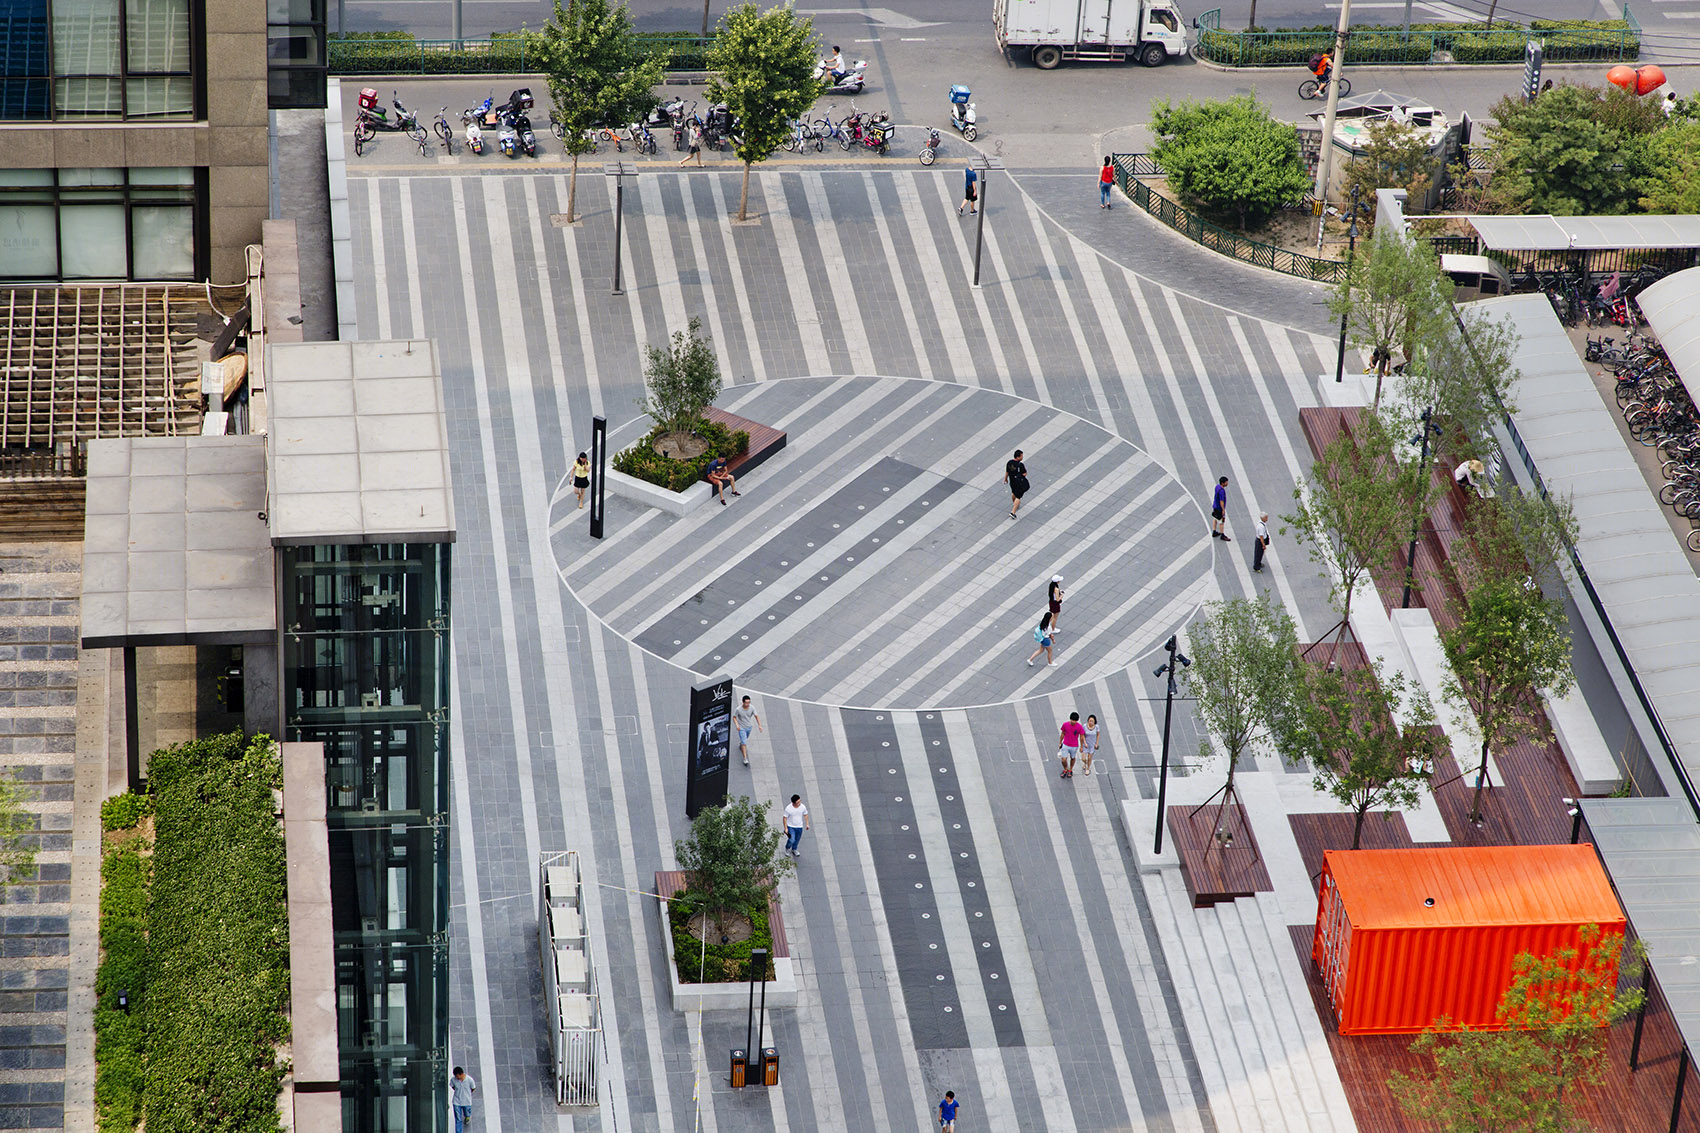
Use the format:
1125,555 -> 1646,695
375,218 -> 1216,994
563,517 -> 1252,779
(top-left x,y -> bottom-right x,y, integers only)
358,88 -> 380,112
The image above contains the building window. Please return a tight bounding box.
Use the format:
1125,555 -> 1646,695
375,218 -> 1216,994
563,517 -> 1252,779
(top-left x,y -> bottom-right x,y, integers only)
0,0 -> 192,120
0,166 -> 198,280
267,0 -> 324,109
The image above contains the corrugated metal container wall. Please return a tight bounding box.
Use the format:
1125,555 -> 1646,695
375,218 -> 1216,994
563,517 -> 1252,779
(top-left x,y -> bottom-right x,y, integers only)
1310,845 -> 1627,1036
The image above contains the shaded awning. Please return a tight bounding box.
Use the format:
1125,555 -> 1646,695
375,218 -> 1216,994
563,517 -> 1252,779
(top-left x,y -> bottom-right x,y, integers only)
1636,267 -> 1700,402
1470,215 -> 1700,251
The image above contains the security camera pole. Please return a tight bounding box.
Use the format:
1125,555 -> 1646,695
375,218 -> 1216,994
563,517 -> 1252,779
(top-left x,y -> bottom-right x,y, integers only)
971,155 -> 1005,288
1152,633 -> 1191,856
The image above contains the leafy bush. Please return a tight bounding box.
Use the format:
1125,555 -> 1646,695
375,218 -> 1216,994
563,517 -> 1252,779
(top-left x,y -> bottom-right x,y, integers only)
143,733 -> 289,1133
1196,18 -> 1634,67
95,842 -> 149,1133
1150,94 -> 1310,229
329,29 -> 706,75
100,791 -> 151,831
668,890 -> 778,983
612,417 -> 748,492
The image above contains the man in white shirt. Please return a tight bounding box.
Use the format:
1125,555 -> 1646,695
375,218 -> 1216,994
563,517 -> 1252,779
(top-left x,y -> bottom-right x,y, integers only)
1253,513 -> 1271,573
824,46 -> 845,82
451,1067 -> 477,1133
783,794 -> 810,858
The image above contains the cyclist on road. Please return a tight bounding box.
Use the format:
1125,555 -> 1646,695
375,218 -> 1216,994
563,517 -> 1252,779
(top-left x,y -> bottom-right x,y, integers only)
1309,51 -> 1333,94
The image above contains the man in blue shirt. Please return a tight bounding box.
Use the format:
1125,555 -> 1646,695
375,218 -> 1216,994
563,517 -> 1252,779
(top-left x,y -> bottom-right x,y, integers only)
1210,475 -> 1231,542
939,1090 -> 960,1130
705,456 -> 739,505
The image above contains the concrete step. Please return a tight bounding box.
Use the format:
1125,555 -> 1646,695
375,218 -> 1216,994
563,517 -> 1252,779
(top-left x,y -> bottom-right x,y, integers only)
1141,871 -> 1244,1133
1252,891 -> 1357,1132
1153,871 -> 1254,1133
1212,899 -> 1318,1133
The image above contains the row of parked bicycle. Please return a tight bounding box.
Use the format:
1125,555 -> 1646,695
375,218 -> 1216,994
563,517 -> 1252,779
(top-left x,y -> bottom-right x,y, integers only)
1534,265 -> 1669,329
1590,329 -> 1700,551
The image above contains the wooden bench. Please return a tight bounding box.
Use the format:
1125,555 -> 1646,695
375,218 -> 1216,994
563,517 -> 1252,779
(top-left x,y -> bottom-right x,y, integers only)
700,407 -> 786,496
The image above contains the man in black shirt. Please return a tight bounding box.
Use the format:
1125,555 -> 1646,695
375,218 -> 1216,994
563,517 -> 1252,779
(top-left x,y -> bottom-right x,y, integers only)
1004,449 -> 1029,519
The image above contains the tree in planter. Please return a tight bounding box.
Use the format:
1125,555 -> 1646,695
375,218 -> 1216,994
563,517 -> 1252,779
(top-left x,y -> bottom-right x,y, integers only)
1440,574 -> 1573,826
638,315 -> 723,455
1287,658 -> 1443,849
1284,412 -> 1427,654
1149,94 -> 1311,230
1340,120 -> 1438,226
1393,304 -> 1522,456
1184,595 -> 1304,819
1452,482 -> 1580,595
705,3 -> 820,223
1389,925 -> 1644,1132
532,0 -> 664,223
1330,229 -> 1450,409
673,795 -> 793,946
0,771 -> 36,883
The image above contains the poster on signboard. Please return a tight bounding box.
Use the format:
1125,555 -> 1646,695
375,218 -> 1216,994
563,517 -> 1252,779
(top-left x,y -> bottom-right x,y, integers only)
685,675 -> 734,817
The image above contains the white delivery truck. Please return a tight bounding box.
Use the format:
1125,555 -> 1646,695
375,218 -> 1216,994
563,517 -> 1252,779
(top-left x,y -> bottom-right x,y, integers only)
994,0 -> 1189,69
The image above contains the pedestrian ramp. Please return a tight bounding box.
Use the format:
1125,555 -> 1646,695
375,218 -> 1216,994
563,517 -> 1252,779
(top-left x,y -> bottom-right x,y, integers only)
539,851 -> 601,1105
1142,871 -> 1357,1132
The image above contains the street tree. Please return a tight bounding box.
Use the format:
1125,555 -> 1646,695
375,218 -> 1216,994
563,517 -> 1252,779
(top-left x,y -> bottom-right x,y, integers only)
1484,83 -> 1663,215
1183,595 -> 1304,807
639,315 -> 722,441
1330,229 -> 1450,408
1389,925 -> 1644,1132
1288,658 -> 1443,849
532,0 -> 664,223
705,2 -> 820,222
1640,121 -> 1700,214
1440,574 -> 1573,826
1393,304 -> 1522,455
1284,412 -> 1427,654
1149,94 -> 1311,230
674,795 -> 793,936
0,772 -> 36,884
1340,120 -> 1438,226
1452,482 -> 1580,594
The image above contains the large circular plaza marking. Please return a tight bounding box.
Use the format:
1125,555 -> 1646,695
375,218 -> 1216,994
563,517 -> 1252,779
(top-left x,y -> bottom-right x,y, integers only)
550,377 -> 1216,710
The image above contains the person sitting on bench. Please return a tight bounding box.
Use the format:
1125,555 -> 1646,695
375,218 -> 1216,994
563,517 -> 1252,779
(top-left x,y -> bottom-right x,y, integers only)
706,456 -> 740,505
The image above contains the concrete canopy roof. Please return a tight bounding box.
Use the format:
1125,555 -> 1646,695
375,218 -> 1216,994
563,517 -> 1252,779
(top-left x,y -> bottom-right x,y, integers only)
80,435 -> 277,649
1477,293 -> 1700,787
265,340 -> 455,546
1469,214 -> 1700,251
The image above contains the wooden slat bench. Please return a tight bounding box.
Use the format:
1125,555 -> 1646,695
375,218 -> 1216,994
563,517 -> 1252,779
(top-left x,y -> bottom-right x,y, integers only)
702,407 -> 786,489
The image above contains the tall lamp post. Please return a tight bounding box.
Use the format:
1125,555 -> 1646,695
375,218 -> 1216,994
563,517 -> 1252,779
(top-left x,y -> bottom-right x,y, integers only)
1399,407 -> 1442,608
604,162 -> 638,296
1333,195 -> 1361,384
1152,634 -> 1191,856
970,155 -> 1004,288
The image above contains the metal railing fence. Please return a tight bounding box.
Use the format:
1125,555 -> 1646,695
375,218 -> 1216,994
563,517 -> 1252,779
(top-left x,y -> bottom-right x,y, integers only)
329,33 -> 713,75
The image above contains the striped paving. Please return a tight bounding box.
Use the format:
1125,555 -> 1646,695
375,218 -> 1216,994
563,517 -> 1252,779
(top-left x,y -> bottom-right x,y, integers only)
555,377 -> 1209,709
347,163 -> 1355,1131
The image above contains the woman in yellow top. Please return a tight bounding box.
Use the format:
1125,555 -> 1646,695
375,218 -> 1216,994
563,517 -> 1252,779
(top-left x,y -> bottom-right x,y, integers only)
571,452 -> 592,508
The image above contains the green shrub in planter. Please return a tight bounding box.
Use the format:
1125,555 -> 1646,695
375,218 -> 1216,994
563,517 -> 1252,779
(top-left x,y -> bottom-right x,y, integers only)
613,417 -> 749,492
1448,32 -> 1528,63
668,890 -> 777,983
94,842 -> 149,1132
100,791 -> 151,832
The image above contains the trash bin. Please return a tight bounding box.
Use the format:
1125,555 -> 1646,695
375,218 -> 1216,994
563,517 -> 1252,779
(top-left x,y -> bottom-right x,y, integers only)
730,1049 -> 747,1088
762,1048 -> 779,1087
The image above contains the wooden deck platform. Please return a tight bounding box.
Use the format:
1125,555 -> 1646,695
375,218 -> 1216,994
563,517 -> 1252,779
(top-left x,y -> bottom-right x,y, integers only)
1167,801 -> 1273,907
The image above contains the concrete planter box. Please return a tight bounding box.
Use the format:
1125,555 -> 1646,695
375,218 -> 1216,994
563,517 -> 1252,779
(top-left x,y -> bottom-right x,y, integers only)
654,871 -> 797,1011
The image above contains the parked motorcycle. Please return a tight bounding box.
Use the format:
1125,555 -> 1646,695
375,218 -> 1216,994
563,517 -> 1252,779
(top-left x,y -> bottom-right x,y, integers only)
357,87 -> 422,133
462,109 -> 485,154
814,57 -> 867,95
918,125 -> 941,165
947,84 -> 978,142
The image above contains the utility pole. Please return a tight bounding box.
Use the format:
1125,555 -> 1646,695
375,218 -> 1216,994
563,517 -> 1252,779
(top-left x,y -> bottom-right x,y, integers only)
1313,0 -> 1353,249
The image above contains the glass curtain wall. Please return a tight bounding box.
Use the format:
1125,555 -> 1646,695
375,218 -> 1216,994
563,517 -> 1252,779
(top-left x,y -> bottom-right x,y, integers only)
267,0 -> 324,108
281,543 -> 452,1133
0,0 -> 192,120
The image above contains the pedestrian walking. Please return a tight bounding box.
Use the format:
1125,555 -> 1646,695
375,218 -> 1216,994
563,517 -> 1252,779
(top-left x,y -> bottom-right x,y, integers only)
1081,713 -> 1100,775
1026,611 -> 1054,667
1046,575 -> 1065,634
678,121 -> 703,166
1099,156 -> 1115,208
734,695 -> 762,766
1004,449 -> 1029,519
1057,711 -> 1086,779
1210,476 -> 1232,542
959,165 -> 978,215
451,1067 -> 478,1133
571,451 -> 592,509
783,794 -> 810,857
939,1090 -> 961,1131
1253,513 -> 1271,572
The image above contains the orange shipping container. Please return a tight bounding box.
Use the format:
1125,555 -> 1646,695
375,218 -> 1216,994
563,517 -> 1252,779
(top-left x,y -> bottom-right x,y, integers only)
1311,845 -> 1626,1036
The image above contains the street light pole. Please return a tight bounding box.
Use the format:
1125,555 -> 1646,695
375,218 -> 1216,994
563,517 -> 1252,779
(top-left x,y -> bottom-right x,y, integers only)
971,155 -> 1004,288
1333,206 -> 1359,384
1400,406 -> 1440,608
604,162 -> 638,296
1152,634 -> 1190,856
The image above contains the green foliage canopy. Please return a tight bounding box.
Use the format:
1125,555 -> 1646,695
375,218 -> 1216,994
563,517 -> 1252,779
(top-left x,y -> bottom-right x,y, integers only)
1331,232 -> 1450,407
0,772 -> 36,884
1484,83 -> 1664,215
639,315 -> 723,438
1639,121 -> 1700,214
674,795 -> 792,925
1183,595 -> 1304,798
705,3 -> 821,221
1149,94 -> 1311,229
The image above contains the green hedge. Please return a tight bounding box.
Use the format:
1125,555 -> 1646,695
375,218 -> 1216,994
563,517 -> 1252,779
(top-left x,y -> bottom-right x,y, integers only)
99,792 -> 151,832
613,417 -> 749,493
1196,18 -> 1635,66
95,842 -> 149,1133
668,890 -> 777,984
329,30 -> 709,76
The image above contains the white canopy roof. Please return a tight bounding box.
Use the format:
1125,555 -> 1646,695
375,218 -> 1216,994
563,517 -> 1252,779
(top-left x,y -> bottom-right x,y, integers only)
1470,214 -> 1700,251
1637,266 -> 1700,398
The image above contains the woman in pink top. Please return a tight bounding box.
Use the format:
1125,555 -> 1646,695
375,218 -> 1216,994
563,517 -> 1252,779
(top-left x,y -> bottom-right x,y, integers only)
1058,711 -> 1086,779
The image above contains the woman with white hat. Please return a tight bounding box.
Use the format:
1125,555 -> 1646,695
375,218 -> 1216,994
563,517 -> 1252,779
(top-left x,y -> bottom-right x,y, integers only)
1454,458 -> 1486,496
